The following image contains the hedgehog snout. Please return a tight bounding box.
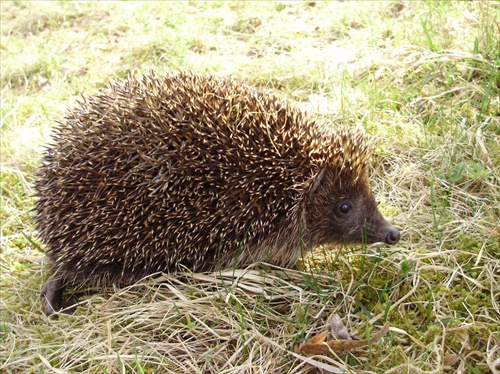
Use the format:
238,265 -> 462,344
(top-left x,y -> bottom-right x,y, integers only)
384,226 -> 400,245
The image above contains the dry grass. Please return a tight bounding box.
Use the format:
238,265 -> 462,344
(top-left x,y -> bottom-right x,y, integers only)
1,1 -> 499,373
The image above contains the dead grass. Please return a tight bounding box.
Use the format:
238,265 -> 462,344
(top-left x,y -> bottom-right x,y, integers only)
1,1 -> 499,373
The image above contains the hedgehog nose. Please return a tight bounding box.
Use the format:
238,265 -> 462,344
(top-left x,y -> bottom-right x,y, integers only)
385,227 -> 400,245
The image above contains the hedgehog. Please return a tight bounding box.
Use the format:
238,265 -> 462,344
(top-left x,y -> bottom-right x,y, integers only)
34,71 -> 400,315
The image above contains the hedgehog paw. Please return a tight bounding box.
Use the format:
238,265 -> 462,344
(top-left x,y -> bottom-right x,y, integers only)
41,277 -> 76,316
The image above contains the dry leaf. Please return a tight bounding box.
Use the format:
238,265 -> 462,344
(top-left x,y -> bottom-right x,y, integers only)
330,314 -> 351,340
295,321 -> 390,356
443,353 -> 460,367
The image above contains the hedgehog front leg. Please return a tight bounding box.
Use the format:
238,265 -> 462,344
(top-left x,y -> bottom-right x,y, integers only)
41,277 -> 75,316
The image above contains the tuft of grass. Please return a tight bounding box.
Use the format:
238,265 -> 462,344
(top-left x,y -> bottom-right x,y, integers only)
1,0 -> 499,373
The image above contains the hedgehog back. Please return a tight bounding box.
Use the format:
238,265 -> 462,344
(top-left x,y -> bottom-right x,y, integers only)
34,73 -> 333,284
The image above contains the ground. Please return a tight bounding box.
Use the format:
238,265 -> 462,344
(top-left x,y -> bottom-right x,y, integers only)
1,1 -> 499,373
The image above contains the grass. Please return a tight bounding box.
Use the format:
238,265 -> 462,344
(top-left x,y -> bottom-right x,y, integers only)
1,1 -> 499,373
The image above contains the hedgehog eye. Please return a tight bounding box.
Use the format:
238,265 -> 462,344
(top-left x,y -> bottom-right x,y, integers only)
338,201 -> 352,214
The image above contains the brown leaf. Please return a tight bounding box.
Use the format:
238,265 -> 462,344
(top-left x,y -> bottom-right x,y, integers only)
295,322 -> 390,356
443,353 -> 460,367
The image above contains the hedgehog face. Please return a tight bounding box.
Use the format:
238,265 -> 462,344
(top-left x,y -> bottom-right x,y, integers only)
305,169 -> 400,246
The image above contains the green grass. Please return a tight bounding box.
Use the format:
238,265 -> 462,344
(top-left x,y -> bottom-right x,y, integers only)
1,1 -> 499,373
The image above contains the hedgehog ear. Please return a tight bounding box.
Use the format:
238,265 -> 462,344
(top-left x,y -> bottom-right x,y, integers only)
309,169 -> 326,197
